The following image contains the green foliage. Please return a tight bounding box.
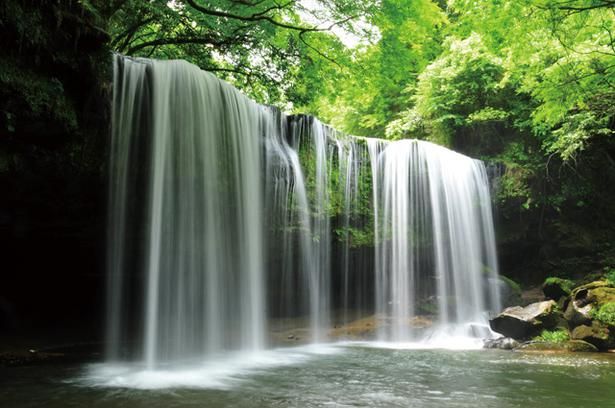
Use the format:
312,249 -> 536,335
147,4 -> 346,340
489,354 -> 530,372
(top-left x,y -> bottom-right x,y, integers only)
103,0 -> 370,106
544,112 -> 614,162
495,148 -> 538,211
103,0 -> 614,172
52,0 -> 615,226
410,33 -> 507,137
293,128 -> 376,247
307,0 -> 447,136
534,329 -> 570,343
0,59 -> 77,131
592,303 -> 615,327
335,225 -> 374,248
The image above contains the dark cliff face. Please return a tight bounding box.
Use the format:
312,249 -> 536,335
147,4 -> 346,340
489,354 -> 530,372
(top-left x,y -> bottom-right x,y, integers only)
0,1 -> 111,341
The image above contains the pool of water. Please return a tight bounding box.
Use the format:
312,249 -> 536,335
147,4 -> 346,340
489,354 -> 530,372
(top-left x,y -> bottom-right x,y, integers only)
2,343 -> 615,407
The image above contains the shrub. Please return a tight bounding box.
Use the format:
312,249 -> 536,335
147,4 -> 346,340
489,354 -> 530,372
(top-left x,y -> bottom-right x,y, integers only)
592,303 -> 615,326
534,329 -> 570,343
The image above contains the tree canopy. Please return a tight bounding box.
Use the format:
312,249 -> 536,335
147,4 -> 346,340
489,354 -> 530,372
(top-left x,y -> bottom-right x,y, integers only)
94,0 -> 375,104
95,0 -> 614,221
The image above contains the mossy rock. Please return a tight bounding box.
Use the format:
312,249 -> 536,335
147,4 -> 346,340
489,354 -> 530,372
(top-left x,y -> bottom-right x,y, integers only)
571,281 -> 611,299
516,340 -> 598,353
587,287 -> 615,307
565,340 -> 600,352
564,281 -> 614,327
542,277 -> 574,300
571,321 -> 615,350
498,275 -> 522,307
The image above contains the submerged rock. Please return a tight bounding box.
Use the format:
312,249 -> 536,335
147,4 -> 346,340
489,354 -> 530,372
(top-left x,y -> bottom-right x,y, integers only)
565,340 -> 600,352
483,337 -> 519,350
489,300 -> 559,339
516,340 -> 598,353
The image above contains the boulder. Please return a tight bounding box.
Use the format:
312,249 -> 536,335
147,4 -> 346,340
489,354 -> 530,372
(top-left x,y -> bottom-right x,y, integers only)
587,286 -> 615,306
489,300 -> 559,339
564,281 -> 615,327
564,298 -> 593,327
542,277 -> 574,301
571,321 -> 615,350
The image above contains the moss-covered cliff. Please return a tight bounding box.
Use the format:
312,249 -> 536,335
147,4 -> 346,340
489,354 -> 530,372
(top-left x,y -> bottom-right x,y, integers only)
0,0 -> 110,337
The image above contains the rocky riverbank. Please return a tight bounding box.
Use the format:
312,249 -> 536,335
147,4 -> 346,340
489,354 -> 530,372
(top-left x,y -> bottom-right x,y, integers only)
488,274 -> 615,353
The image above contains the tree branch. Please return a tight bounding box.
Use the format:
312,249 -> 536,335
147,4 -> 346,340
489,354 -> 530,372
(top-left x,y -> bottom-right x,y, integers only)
126,36 -> 235,54
184,0 -> 346,33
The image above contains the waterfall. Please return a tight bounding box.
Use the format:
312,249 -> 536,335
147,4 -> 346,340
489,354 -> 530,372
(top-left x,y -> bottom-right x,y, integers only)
370,140 -> 500,341
107,56 -> 500,367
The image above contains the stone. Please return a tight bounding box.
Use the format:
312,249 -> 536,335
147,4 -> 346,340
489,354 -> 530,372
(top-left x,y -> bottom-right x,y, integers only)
571,321 -> 615,350
489,300 -> 558,339
587,286 -> 615,306
564,299 -> 592,327
565,281 -> 615,328
515,340 -> 598,353
565,340 -> 599,352
483,337 -> 519,350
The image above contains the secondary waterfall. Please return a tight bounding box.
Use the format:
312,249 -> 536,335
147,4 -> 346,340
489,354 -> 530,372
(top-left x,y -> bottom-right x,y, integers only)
368,140 -> 500,341
107,56 -> 500,367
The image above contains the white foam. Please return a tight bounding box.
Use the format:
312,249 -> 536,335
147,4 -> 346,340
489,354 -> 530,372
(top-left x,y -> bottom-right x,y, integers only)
80,344 -> 343,390
357,337 -> 484,351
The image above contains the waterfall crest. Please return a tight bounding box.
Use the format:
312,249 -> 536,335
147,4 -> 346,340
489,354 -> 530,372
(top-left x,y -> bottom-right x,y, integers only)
107,56 -> 500,366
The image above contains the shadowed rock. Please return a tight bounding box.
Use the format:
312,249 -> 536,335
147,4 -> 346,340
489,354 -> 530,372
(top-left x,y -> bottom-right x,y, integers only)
489,300 -> 558,339
571,321 -> 615,350
542,278 -> 574,301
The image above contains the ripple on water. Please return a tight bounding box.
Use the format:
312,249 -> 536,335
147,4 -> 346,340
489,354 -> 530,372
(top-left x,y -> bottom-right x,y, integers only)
29,342 -> 614,408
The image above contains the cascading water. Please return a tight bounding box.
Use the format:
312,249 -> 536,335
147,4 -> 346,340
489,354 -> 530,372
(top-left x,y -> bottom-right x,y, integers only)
369,140 -> 500,342
108,57 -> 268,366
106,55 -> 500,371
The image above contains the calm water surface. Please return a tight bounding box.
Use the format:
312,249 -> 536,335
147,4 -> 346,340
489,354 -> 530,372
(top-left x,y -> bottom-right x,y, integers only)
2,344 -> 615,408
